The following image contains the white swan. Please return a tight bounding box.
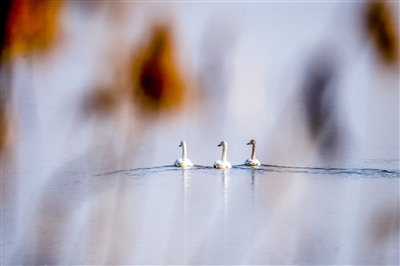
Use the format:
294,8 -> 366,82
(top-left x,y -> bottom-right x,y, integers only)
173,141 -> 193,167
244,139 -> 261,166
214,141 -> 232,169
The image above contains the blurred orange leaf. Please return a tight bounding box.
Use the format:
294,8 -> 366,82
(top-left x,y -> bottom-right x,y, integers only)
4,0 -> 62,57
131,24 -> 185,113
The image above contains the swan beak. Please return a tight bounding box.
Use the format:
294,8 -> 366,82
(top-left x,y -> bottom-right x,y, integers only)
247,142 -> 251,145
218,144 -> 222,147
179,143 -> 182,147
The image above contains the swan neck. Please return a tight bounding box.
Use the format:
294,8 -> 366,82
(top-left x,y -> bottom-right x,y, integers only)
182,143 -> 187,160
251,144 -> 256,160
221,144 -> 227,162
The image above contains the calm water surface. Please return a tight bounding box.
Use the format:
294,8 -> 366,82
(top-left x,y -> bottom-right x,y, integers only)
3,163 -> 399,265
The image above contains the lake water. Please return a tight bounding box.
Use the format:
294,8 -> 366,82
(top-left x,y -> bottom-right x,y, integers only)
3,162 -> 399,265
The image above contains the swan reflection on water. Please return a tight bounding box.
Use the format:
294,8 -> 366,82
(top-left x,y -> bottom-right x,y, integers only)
182,168 -> 190,262
222,169 -> 229,264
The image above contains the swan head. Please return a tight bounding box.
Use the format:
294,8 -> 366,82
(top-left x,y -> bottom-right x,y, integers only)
247,139 -> 256,146
179,140 -> 186,147
217,141 -> 227,147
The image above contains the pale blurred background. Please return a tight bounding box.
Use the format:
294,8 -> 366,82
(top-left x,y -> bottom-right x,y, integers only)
1,1 -> 399,265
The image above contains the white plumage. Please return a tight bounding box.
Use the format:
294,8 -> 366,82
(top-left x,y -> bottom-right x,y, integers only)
244,139 -> 261,166
174,141 -> 193,167
214,141 -> 232,169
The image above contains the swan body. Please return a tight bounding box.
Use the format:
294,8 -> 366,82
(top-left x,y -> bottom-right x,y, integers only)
245,139 -> 261,166
244,158 -> 261,166
174,141 -> 193,167
214,141 -> 232,169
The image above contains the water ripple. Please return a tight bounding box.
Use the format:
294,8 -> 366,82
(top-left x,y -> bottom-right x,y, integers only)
96,164 -> 400,178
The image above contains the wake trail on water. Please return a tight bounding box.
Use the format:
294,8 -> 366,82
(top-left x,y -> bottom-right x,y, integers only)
96,163 -> 400,178
257,164 -> 400,178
